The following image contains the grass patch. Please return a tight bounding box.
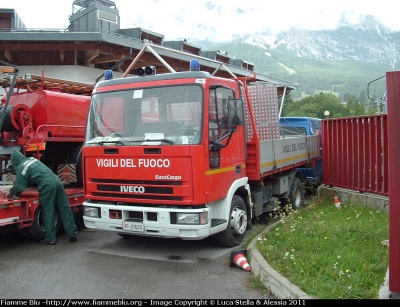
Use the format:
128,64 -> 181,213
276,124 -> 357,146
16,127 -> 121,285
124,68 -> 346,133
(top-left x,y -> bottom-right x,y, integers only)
244,224 -> 269,249
255,198 -> 389,299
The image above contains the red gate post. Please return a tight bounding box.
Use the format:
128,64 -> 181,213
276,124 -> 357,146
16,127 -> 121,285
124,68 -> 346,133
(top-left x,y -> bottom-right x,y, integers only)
387,71 -> 400,292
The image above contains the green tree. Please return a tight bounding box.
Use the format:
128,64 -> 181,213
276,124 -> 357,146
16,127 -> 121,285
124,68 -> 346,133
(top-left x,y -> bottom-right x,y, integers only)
279,93 -> 295,116
282,92 -> 350,118
354,101 -> 365,116
359,90 -> 367,104
346,98 -> 355,114
345,96 -> 368,116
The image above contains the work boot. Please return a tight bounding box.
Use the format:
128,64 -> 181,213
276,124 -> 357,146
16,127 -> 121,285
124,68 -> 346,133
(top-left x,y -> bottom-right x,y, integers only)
39,240 -> 56,245
69,235 -> 77,242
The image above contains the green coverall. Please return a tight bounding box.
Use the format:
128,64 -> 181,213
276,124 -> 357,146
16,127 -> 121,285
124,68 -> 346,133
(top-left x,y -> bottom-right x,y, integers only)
8,150 -> 77,242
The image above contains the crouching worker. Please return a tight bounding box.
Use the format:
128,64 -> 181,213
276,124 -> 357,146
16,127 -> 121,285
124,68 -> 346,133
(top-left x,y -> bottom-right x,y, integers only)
7,150 -> 78,245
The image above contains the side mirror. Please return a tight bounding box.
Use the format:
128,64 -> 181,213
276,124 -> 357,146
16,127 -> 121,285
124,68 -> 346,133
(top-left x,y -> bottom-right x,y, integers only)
227,98 -> 244,126
210,140 -> 225,151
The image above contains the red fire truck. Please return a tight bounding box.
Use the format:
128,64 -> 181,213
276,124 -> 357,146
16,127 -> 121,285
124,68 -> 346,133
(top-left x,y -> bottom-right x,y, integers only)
0,65 -> 92,239
82,44 -> 320,247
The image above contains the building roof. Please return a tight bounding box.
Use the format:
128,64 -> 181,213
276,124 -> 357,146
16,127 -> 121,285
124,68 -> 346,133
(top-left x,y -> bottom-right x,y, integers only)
0,3 -> 297,96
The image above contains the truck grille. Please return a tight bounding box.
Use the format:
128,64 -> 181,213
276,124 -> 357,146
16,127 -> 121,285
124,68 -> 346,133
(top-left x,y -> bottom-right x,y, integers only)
91,178 -> 183,201
92,179 -> 182,185
92,192 -> 182,201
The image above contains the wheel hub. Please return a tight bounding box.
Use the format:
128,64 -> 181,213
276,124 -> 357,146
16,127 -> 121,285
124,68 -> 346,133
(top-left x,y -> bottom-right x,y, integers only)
230,207 -> 247,235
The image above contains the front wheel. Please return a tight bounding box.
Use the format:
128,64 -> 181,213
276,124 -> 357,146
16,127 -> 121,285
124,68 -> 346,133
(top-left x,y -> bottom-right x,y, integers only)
215,195 -> 248,247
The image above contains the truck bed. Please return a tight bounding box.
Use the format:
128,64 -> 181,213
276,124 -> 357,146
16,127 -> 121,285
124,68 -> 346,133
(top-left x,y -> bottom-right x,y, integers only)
0,185 -> 84,227
246,134 -> 320,180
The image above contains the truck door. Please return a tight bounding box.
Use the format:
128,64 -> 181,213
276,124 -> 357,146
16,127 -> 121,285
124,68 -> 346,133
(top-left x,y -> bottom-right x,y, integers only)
207,86 -> 245,195
209,86 -> 231,168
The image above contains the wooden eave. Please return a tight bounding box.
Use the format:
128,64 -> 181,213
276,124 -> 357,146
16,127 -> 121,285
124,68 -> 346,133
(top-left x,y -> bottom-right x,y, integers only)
0,73 -> 95,95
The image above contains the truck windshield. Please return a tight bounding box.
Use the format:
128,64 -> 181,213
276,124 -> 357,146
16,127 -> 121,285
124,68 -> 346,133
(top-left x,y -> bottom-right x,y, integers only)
280,126 -> 307,136
85,84 -> 203,146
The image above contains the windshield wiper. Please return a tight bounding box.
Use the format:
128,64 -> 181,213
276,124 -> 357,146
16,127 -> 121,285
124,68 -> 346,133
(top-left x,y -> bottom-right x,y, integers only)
87,137 -> 174,145
86,136 -> 126,146
141,138 -> 174,145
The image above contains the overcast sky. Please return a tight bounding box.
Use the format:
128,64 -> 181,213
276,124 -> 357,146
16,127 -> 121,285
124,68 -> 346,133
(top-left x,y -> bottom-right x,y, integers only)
0,0 -> 399,42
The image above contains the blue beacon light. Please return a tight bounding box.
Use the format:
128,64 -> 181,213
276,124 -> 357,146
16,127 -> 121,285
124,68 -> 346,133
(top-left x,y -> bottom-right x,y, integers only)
190,59 -> 200,71
104,70 -> 114,80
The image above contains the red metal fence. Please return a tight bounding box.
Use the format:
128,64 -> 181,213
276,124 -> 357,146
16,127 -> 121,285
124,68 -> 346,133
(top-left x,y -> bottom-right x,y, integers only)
387,71 -> 400,292
322,115 -> 388,196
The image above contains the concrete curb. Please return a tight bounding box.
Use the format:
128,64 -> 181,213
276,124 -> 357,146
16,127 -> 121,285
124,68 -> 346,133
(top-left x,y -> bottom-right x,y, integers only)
378,268 -> 400,299
248,223 -> 313,299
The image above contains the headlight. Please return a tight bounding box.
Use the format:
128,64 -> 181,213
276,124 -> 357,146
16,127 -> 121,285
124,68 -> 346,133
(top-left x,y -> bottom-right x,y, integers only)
84,206 -> 100,218
177,212 -> 208,225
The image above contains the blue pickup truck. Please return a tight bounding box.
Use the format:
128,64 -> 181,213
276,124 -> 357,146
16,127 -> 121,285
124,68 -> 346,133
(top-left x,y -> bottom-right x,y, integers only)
279,117 -> 322,194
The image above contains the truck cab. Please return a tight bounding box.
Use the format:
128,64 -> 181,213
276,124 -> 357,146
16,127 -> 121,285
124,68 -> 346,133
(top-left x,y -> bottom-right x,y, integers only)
280,117 -> 322,192
280,117 -> 321,137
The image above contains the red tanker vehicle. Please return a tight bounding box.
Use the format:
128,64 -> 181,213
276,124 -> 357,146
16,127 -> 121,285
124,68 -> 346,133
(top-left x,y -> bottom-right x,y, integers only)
0,66 -> 92,239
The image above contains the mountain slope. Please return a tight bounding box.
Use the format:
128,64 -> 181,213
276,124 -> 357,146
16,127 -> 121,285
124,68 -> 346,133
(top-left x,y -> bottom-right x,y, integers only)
194,17 -> 397,100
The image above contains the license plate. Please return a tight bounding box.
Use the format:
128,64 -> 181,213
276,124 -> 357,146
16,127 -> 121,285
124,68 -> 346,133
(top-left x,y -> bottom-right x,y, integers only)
122,219 -> 144,232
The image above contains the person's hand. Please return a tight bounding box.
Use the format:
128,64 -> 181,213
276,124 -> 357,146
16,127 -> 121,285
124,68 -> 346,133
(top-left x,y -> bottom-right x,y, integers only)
7,194 -> 18,200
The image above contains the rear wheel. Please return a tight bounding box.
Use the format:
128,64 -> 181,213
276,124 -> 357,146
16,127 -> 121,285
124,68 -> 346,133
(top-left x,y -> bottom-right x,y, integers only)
215,195 -> 248,247
288,177 -> 304,210
28,206 -> 62,240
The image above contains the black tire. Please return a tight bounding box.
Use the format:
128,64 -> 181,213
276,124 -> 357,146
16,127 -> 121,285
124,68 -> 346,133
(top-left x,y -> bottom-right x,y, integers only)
215,195 -> 248,247
0,106 -> 17,132
288,177 -> 304,210
28,206 -> 62,240
73,210 -> 86,230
